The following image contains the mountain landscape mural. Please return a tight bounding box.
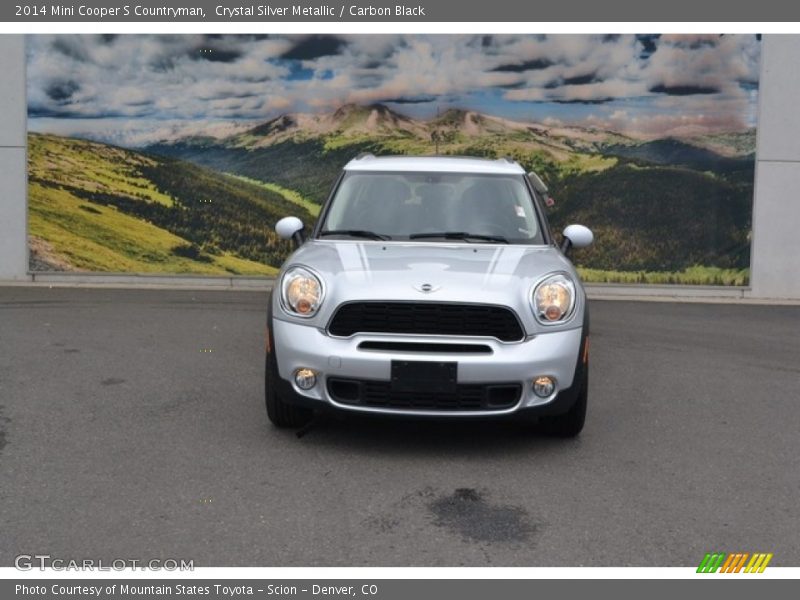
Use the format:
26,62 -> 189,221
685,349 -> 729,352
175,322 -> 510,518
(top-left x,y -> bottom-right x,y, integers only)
27,34 -> 760,284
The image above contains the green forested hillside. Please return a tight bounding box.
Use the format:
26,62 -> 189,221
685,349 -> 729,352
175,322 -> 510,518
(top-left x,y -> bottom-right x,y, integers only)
148,107 -> 754,283
602,138 -> 754,172
149,138 -> 367,205
30,102 -> 755,284
547,164 -> 753,272
28,133 -> 315,274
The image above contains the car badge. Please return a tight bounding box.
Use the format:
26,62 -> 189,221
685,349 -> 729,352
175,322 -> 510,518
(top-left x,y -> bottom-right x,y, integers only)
414,283 -> 440,293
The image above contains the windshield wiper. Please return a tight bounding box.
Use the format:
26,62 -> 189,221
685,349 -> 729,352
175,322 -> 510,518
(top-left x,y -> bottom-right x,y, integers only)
409,231 -> 509,244
319,229 -> 391,241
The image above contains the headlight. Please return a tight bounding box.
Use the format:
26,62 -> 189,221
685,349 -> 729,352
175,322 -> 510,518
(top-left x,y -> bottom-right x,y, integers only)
532,273 -> 576,324
280,267 -> 323,318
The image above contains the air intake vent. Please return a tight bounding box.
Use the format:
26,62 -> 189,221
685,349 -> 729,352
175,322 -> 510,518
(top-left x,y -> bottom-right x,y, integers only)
328,377 -> 522,411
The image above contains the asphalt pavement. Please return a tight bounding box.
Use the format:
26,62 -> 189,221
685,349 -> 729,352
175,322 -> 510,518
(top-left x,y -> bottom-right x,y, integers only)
0,287 -> 798,567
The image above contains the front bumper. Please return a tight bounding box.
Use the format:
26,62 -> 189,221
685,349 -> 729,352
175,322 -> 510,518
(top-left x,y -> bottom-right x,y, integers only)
271,316 -> 585,417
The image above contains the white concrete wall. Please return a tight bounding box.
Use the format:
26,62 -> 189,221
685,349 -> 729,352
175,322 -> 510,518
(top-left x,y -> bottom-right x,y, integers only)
749,35 -> 800,299
0,35 -> 27,280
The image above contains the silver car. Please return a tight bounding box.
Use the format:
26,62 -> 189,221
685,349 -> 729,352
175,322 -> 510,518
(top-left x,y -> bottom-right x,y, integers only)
266,155 -> 594,436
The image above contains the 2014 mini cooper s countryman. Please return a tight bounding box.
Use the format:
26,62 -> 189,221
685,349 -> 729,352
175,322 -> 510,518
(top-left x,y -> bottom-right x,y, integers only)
266,155 -> 594,436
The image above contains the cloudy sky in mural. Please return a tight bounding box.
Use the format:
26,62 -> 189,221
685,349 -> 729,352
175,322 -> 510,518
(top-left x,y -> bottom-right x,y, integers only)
27,34 -> 761,146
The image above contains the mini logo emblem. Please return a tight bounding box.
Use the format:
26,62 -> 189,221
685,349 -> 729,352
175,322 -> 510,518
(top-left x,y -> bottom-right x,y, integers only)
414,283 -> 440,293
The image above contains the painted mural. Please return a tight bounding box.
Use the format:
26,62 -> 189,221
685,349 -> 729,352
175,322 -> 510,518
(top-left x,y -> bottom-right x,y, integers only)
27,34 -> 760,284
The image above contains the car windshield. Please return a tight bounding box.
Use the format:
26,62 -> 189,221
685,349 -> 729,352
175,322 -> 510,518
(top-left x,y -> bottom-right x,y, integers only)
319,171 -> 544,244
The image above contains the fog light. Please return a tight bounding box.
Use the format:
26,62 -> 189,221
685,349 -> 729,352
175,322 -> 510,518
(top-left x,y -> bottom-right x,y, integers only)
294,368 -> 317,390
533,376 -> 555,398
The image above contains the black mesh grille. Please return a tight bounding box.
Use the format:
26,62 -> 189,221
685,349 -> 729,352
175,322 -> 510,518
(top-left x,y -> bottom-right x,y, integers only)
327,302 -> 524,342
327,377 -> 522,411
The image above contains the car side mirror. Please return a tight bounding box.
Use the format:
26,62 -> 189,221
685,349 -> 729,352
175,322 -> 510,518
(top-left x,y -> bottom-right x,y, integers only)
561,224 -> 593,253
275,216 -> 305,247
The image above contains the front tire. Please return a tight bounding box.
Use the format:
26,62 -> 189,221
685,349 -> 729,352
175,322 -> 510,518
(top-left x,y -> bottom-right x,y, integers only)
265,354 -> 313,429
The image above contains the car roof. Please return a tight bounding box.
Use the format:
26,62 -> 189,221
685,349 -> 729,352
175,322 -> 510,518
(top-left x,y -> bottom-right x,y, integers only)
343,154 -> 526,175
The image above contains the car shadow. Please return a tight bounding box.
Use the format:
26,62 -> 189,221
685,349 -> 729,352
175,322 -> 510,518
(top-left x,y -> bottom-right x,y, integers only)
278,410 -> 584,459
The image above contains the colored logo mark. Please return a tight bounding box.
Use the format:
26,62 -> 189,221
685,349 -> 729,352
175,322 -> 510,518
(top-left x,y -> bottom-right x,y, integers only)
697,552 -> 773,573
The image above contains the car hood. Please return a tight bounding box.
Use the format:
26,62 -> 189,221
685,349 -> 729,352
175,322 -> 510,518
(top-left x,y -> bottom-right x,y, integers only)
275,241 -> 584,334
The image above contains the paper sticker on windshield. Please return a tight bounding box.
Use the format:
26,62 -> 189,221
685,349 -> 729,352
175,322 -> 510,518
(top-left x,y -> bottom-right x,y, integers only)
515,205 -> 525,218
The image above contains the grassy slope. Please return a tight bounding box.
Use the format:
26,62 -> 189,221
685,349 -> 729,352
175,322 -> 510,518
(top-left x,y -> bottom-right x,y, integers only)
30,133 -> 174,207
149,137 -> 364,204
29,183 -> 275,274
28,133 -> 277,275
225,173 -> 320,217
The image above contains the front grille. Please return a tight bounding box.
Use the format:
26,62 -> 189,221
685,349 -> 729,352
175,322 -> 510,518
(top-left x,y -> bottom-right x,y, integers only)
327,377 -> 522,411
327,302 -> 524,342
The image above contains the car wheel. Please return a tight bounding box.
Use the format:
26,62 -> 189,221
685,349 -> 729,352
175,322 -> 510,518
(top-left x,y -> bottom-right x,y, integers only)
538,365 -> 588,438
265,353 -> 313,428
